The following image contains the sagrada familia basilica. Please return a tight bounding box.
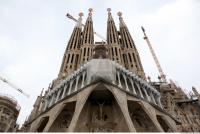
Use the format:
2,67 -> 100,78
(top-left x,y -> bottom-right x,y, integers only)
15,8 -> 200,132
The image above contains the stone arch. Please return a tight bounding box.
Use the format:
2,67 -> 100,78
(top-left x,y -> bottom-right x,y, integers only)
156,115 -> 172,132
36,116 -> 49,132
127,100 -> 159,132
48,101 -> 76,132
74,84 -> 129,132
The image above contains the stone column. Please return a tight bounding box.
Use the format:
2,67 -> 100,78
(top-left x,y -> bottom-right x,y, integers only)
81,71 -> 86,88
49,93 -> 56,107
129,78 -> 136,94
150,92 -> 156,104
136,83 -> 144,98
67,80 -> 74,95
55,90 -> 61,103
117,71 -> 122,88
74,75 -> 80,92
143,87 -> 150,101
43,98 -> 48,111
122,73 -> 129,91
61,84 -> 68,99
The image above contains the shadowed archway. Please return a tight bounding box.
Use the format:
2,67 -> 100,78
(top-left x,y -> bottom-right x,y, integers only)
74,84 -> 129,132
127,100 -> 159,132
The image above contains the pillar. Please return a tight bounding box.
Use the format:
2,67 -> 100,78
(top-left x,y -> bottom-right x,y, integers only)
81,71 -> 86,88
49,93 -> 56,107
61,84 -> 68,99
117,71 -> 122,88
150,92 -> 156,104
74,75 -> 80,92
136,83 -> 144,98
55,90 -> 61,103
129,78 -> 136,94
122,73 -> 129,91
143,87 -> 150,101
67,80 -> 73,95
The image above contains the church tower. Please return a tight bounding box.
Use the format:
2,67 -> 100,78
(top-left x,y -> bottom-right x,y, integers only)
117,12 -> 146,80
79,8 -> 94,65
58,12 -> 83,79
106,8 -> 123,64
23,9 -> 180,132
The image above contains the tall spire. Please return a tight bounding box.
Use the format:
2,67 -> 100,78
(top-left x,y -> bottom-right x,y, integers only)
106,8 -> 123,64
79,8 -> 94,65
117,12 -> 127,27
81,8 -> 94,45
58,12 -> 83,79
117,12 -> 146,80
107,8 -> 120,45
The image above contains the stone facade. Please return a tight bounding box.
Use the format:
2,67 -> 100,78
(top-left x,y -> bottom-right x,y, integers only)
21,8 -> 200,132
0,94 -> 20,132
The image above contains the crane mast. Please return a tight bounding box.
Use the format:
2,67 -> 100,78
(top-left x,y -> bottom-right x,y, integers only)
66,13 -> 107,42
0,76 -> 30,98
141,26 -> 167,83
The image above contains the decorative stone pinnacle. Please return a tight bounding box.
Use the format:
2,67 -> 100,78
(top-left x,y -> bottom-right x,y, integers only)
107,8 -> 111,12
117,11 -> 122,17
89,8 -> 93,12
79,12 -> 84,17
88,8 -> 93,16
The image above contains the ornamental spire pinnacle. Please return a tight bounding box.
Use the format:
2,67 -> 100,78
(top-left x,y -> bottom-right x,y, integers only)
117,11 -> 126,27
88,8 -> 93,17
107,8 -> 112,20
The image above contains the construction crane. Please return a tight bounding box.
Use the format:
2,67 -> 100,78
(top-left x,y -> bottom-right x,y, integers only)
0,76 -> 30,98
66,13 -> 107,42
141,26 -> 167,83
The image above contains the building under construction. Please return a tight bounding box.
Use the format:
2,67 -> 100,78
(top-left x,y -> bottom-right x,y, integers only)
21,8 -> 200,132
0,94 -> 20,132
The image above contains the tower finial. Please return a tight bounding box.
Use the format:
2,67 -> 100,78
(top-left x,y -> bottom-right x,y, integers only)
107,8 -> 111,12
107,8 -> 112,19
117,11 -> 126,27
88,8 -> 93,16
117,11 -> 122,17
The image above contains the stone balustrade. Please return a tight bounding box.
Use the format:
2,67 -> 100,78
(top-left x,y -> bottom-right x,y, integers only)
42,59 -> 162,112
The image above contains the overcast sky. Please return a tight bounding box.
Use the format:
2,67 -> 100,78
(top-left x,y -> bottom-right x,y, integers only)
0,0 -> 200,125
